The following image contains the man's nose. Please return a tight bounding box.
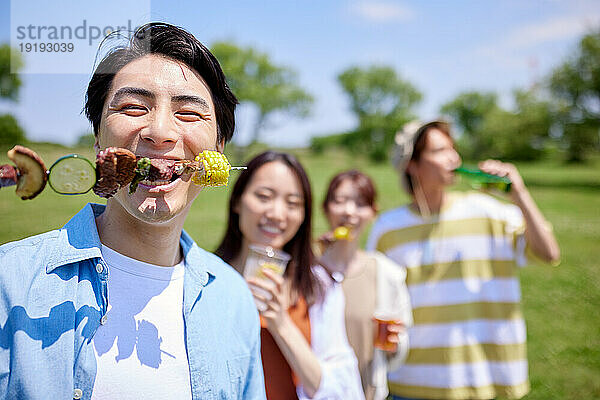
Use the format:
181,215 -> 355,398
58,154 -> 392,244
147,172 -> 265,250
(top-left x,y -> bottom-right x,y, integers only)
140,107 -> 179,146
449,148 -> 462,168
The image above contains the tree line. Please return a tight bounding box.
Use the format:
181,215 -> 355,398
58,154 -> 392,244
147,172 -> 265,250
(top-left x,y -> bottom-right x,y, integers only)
310,29 -> 600,163
1,29 -> 599,163
212,30 -> 599,163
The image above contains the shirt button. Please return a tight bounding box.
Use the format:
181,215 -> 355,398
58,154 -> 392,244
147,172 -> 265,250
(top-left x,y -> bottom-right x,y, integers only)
73,388 -> 83,399
96,263 -> 104,273
100,315 -> 108,325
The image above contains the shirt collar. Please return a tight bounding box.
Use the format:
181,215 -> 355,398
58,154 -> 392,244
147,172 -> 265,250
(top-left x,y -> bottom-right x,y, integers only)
45,203 -> 216,283
45,203 -> 104,273
179,228 -> 216,284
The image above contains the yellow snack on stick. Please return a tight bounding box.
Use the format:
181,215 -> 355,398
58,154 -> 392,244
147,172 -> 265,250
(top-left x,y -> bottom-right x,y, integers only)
191,150 -> 232,187
333,226 -> 351,240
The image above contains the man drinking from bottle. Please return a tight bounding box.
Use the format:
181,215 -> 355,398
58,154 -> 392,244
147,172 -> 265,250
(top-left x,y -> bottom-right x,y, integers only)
367,120 -> 560,400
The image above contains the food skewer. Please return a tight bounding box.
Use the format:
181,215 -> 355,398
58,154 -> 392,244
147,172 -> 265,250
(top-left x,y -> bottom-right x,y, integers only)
333,226 -> 352,240
0,145 -> 244,200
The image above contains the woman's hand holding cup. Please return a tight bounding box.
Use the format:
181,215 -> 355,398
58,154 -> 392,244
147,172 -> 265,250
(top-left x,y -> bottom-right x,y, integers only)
247,268 -> 290,333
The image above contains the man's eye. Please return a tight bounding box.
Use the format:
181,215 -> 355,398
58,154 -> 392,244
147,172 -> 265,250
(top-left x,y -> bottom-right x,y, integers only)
176,111 -> 207,121
119,105 -> 147,116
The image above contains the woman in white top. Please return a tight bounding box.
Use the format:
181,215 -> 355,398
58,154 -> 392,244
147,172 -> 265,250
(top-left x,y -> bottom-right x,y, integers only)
318,170 -> 412,400
215,151 -> 363,400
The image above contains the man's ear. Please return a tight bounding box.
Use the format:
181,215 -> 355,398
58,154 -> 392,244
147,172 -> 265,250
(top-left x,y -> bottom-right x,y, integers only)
216,137 -> 225,153
93,134 -> 100,154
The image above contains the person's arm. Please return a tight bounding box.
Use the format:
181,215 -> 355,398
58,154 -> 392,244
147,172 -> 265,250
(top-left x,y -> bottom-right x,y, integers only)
249,268 -> 364,399
479,160 -> 561,264
247,270 -> 322,397
297,269 -> 364,400
374,253 -> 412,370
269,314 -> 323,397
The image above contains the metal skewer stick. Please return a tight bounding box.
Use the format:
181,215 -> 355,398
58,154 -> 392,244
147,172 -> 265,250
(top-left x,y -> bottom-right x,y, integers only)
174,162 -> 246,176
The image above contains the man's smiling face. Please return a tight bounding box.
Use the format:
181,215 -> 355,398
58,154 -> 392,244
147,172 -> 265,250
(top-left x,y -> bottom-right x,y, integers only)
96,54 -> 223,223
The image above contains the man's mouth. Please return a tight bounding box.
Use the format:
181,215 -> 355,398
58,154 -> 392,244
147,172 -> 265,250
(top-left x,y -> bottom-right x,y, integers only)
135,157 -> 187,186
138,177 -> 180,187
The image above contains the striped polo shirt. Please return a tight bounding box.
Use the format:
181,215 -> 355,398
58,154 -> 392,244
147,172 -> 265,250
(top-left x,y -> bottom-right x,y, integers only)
366,191 -> 530,399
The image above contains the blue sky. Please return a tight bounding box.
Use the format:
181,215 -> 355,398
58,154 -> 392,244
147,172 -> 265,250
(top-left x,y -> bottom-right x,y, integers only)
1,0 -> 599,147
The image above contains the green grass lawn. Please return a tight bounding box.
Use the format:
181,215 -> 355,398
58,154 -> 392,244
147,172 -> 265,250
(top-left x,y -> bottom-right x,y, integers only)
1,143 -> 599,398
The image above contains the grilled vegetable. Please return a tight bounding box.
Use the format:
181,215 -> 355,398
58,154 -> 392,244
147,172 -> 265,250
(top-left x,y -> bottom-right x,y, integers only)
48,155 -> 96,195
6,145 -> 47,200
191,150 -> 232,187
333,226 -> 351,240
128,157 -> 151,194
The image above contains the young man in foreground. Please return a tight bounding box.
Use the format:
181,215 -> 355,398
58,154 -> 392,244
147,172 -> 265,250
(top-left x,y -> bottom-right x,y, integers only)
0,23 -> 265,399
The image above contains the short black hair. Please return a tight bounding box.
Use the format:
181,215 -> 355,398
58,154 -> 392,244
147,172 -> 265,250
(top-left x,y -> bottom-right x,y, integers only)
85,22 -> 238,143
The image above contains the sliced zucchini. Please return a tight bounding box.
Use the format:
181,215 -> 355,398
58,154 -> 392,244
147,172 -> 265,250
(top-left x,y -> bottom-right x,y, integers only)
48,154 -> 96,195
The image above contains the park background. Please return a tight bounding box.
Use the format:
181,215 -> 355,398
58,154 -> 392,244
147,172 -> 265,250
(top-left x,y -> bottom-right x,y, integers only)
1,1 -> 599,398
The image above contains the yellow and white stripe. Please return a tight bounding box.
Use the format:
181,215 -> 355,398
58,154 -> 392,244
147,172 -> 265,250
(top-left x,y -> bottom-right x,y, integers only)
408,319 -> 527,348
367,192 -> 530,399
409,278 -> 522,307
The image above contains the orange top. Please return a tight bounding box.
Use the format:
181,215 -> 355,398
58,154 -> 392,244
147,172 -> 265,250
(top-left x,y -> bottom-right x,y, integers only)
260,296 -> 311,400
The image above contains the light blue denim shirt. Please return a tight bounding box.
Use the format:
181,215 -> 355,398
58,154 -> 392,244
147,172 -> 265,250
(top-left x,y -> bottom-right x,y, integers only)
0,203 -> 266,400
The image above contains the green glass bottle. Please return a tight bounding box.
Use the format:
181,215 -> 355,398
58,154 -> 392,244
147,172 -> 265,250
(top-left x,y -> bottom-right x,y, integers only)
454,166 -> 512,193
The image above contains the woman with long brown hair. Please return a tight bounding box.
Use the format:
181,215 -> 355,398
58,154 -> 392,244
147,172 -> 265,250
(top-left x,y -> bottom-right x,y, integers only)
216,151 -> 363,400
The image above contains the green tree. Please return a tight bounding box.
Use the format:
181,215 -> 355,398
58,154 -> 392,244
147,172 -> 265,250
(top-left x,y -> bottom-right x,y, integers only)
0,44 -> 25,145
0,44 -> 23,101
549,29 -> 600,162
440,91 -> 498,159
337,65 -> 422,161
211,41 -> 313,146
76,132 -> 95,148
0,114 -> 26,145
477,89 -> 553,161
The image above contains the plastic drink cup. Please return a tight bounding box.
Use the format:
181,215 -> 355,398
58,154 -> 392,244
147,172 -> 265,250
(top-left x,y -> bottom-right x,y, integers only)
243,245 -> 291,280
244,245 -> 291,311
373,313 -> 402,352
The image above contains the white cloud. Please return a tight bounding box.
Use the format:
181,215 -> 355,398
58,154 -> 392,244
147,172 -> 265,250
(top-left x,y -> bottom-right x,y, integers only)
503,15 -> 599,50
349,1 -> 415,23
470,14 -> 600,69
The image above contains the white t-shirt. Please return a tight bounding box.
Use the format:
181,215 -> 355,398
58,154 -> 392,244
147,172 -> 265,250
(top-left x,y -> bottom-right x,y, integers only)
91,245 -> 192,400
